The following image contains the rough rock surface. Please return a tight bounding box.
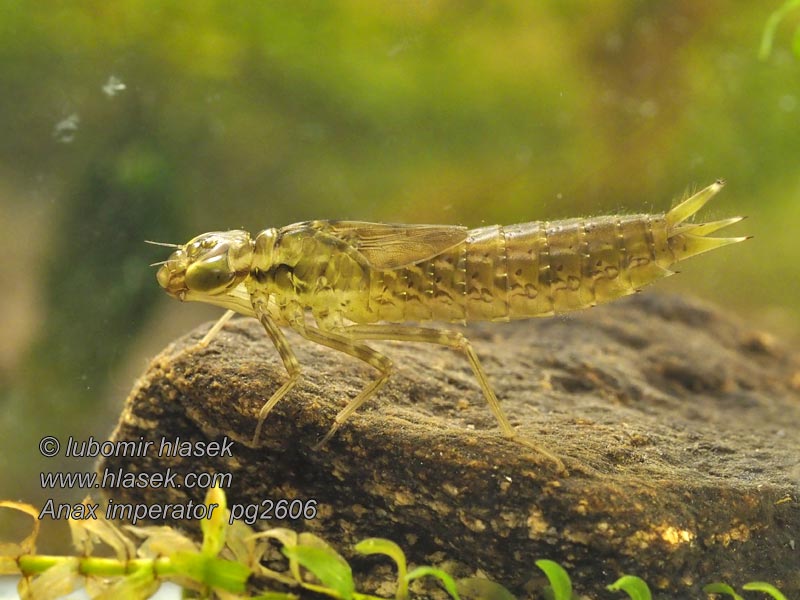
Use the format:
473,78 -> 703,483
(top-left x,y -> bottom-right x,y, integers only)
100,293 -> 800,599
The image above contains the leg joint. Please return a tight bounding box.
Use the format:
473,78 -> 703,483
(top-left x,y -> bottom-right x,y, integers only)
377,356 -> 394,373
452,331 -> 469,350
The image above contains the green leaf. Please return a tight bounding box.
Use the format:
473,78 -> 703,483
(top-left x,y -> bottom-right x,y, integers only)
606,575 -> 651,600
93,566 -> 160,600
200,484 -> 228,557
457,576 -> 517,600
354,538 -> 408,600
253,527 -> 299,548
282,544 -> 355,600
170,552 -> 250,593
702,583 -> 744,599
534,560 -> 572,600
251,528 -> 301,581
26,557 -> 81,600
249,593 -> 299,600
406,566 -> 461,600
742,581 -> 788,600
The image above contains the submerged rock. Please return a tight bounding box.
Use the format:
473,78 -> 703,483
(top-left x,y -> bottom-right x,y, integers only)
100,293 -> 800,598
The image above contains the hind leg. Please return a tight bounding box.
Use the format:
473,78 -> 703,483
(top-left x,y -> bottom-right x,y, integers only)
336,324 -> 566,474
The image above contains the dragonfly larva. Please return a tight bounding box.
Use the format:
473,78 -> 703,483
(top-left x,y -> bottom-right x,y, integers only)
153,180 -> 746,471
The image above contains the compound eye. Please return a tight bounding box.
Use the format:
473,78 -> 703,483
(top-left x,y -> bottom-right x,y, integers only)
185,253 -> 234,292
201,239 -> 216,249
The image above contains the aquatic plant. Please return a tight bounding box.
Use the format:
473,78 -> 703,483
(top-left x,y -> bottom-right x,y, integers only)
760,0 -> 800,59
0,488 -> 789,599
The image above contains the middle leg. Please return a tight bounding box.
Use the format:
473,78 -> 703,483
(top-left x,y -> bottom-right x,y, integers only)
289,320 -> 394,448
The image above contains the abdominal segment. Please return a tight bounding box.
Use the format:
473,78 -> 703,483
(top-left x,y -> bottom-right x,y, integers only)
365,215 -> 674,324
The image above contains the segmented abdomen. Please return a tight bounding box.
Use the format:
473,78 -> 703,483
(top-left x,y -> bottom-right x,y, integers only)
366,215 -> 674,324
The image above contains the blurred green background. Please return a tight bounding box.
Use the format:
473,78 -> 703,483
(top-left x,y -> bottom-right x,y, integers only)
0,1 -> 798,548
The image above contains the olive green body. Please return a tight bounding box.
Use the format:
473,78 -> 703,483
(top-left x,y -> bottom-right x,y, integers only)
157,181 -> 742,331
154,180 -> 744,462
252,214 -> 677,326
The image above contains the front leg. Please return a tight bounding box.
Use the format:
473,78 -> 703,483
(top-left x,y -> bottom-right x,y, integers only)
197,309 -> 236,348
250,295 -> 302,444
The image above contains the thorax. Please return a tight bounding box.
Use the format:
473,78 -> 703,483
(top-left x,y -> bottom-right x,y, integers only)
249,225 -> 374,324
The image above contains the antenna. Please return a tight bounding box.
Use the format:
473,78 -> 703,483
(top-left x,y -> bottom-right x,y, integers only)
144,240 -> 181,249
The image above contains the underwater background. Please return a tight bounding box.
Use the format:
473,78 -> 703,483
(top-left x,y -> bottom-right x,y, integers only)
0,1 -> 797,553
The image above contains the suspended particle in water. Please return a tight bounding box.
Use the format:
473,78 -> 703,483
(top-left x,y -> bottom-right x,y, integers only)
102,75 -> 127,97
778,94 -> 796,112
53,113 -> 80,143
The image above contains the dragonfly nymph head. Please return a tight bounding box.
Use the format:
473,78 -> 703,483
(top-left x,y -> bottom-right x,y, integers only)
155,230 -> 254,301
